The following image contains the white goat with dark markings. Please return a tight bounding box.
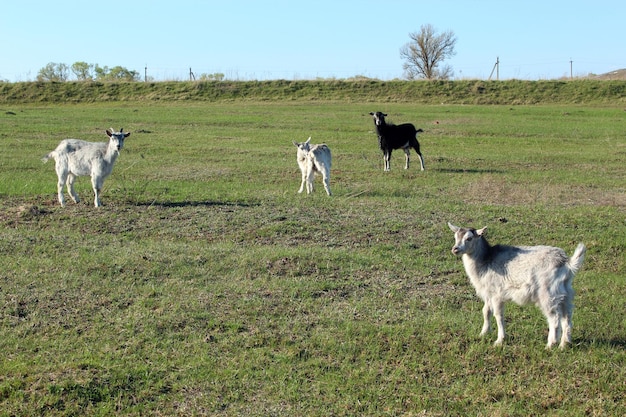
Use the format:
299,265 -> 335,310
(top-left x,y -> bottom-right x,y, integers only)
293,137 -> 332,196
448,223 -> 586,349
42,128 -> 130,207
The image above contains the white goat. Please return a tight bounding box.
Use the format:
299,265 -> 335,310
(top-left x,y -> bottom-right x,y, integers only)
42,128 -> 130,207
293,137 -> 332,196
448,223 -> 586,349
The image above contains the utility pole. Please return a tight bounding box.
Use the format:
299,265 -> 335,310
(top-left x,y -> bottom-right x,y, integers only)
144,65 -> 147,82
189,68 -> 195,81
488,57 -> 500,81
570,59 -> 573,79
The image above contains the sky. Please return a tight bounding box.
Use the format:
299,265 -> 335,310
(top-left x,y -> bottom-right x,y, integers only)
1,0 -> 624,82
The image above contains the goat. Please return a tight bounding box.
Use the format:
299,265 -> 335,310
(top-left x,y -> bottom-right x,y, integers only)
448,222 -> 586,349
293,137 -> 332,196
42,128 -> 130,207
369,111 -> 425,172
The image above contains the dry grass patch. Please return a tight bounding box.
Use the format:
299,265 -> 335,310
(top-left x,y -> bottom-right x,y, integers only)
462,174 -> 625,207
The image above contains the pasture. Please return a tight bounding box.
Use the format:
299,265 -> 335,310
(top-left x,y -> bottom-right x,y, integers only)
0,100 -> 624,416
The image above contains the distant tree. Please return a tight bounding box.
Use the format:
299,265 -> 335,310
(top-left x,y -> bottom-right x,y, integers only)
36,62 -> 70,82
94,64 -> 109,80
71,62 -> 94,81
107,66 -> 140,81
198,73 -> 225,81
94,65 -> 140,81
400,24 -> 457,80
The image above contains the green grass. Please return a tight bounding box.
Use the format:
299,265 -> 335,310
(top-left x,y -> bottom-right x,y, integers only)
0,100 -> 624,416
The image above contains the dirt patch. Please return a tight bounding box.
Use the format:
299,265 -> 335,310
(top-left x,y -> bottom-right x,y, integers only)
0,199 -> 56,226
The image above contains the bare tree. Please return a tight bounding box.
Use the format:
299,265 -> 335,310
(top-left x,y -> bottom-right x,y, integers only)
400,24 -> 457,80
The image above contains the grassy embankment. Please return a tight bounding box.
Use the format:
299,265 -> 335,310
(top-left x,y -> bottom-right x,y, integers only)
2,78 -> 626,104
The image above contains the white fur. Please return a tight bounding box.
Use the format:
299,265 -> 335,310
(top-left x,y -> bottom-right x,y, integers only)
293,137 -> 332,196
448,222 -> 586,349
42,128 -> 130,207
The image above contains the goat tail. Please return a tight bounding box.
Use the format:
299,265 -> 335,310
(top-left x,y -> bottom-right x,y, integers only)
41,152 -> 53,163
568,243 -> 586,274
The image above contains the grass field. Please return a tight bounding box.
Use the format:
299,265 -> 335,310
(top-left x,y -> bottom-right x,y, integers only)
0,99 -> 625,416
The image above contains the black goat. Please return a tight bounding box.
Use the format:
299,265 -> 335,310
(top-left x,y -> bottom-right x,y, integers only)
369,111 -> 425,171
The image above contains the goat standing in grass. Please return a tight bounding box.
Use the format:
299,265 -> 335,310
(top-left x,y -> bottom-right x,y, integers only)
293,137 -> 332,196
369,111 -> 425,172
448,223 -> 586,349
42,128 -> 130,207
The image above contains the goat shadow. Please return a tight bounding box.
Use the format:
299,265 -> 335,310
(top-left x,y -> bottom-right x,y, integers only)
435,168 -> 505,174
132,200 -> 258,209
573,337 -> 626,350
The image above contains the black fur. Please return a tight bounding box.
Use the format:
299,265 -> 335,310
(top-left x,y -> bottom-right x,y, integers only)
369,111 -> 425,171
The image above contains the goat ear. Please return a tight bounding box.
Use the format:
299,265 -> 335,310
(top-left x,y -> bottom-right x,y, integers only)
106,129 -> 112,137
476,227 -> 487,237
383,113 -> 388,116
293,141 -> 299,147
124,132 -> 131,138
448,222 -> 460,232
305,137 -> 311,144
369,112 -> 374,116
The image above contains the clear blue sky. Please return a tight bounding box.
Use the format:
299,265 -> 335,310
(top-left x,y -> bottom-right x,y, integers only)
1,0 -> 623,82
